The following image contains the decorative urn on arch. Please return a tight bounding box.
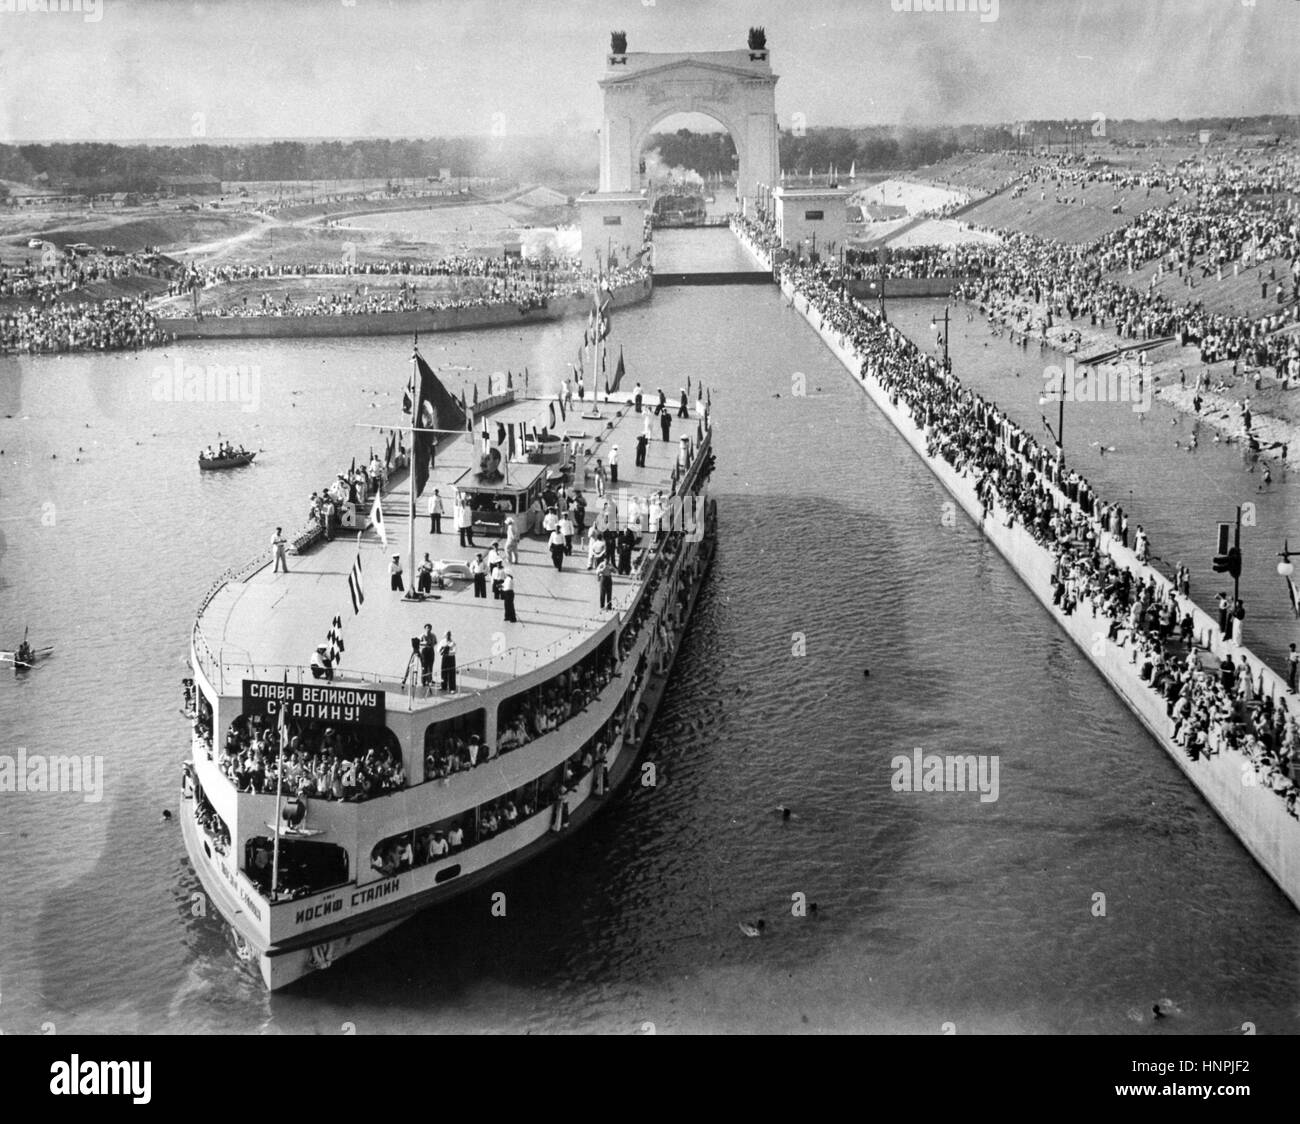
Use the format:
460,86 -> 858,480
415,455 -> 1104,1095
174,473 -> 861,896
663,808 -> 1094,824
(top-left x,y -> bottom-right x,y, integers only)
610,30 -> 628,65
747,26 -> 767,62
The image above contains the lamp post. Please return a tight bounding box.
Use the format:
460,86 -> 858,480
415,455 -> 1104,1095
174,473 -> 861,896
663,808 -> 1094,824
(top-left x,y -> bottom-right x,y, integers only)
1038,387 -> 1065,464
929,305 -> 950,370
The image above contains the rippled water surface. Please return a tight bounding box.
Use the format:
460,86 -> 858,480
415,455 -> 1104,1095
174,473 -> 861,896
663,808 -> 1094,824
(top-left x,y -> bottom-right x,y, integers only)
0,241 -> 1297,1034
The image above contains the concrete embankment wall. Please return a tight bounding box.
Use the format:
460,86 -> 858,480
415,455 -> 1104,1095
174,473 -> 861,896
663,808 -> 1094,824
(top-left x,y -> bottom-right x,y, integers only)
158,277 -> 653,341
847,277 -> 957,299
780,275 -> 1300,911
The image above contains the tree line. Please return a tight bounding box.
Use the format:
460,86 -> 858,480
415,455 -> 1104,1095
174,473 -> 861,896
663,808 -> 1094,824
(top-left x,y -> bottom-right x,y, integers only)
1,113 -> 1294,196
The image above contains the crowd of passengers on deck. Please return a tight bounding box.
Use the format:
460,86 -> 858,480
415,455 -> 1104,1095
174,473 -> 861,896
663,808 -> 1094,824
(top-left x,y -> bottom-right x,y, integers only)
218,716 -> 405,800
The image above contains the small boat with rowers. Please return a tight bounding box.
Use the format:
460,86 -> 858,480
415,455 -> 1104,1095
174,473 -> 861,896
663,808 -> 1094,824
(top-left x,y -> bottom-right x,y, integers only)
2,635 -> 53,670
200,441 -> 258,471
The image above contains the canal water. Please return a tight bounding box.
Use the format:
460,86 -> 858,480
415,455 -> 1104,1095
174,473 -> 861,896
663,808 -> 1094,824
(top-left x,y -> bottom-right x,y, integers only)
0,231 -> 1297,1033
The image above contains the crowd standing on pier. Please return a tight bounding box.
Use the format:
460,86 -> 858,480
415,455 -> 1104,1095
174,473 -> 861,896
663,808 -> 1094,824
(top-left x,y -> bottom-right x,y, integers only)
171,259 -> 651,321
1,294 -> 165,354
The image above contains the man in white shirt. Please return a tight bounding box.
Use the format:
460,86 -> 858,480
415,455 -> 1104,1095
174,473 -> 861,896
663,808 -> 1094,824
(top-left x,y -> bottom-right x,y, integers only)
608,444 -> 619,485
428,488 -> 444,534
470,553 -> 488,598
272,527 -> 289,573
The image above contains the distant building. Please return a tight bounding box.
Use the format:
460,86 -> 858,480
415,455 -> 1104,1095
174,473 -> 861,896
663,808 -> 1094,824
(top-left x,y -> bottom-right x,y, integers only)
158,174 -> 223,196
763,185 -> 853,258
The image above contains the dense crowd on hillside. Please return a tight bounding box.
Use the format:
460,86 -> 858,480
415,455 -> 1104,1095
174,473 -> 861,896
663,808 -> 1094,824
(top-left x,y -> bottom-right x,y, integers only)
957,207 -> 1299,373
781,257 -> 1299,817
0,248 -> 172,301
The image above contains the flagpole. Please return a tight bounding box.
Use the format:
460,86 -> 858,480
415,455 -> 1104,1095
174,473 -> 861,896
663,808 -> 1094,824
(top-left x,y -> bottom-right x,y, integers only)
270,702 -> 285,901
407,342 -> 418,601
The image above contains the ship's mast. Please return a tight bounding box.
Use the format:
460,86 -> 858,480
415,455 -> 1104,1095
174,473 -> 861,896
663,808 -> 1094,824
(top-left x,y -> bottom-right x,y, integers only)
407,342 -> 418,601
270,700 -> 286,900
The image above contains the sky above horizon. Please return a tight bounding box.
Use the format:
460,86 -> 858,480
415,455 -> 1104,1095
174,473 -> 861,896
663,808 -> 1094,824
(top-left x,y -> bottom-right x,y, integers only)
0,0 -> 1297,143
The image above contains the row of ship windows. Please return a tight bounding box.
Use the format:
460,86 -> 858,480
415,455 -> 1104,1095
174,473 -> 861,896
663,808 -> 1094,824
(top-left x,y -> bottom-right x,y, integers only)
195,705 -> 629,901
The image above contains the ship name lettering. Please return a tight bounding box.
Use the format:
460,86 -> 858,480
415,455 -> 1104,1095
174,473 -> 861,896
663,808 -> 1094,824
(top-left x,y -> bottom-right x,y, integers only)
351,876 -> 400,907
239,886 -> 263,922
294,898 -> 344,925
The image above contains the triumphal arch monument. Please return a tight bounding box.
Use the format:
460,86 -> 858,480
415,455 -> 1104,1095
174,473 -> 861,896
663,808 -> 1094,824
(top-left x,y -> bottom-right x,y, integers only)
578,33 -> 780,271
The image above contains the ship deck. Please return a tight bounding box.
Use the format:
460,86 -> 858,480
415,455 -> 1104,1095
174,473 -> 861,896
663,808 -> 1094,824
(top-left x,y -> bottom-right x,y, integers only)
194,393 -> 705,705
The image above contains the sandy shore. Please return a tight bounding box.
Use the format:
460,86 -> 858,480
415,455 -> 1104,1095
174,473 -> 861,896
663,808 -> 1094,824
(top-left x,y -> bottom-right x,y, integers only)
964,293 -> 1300,463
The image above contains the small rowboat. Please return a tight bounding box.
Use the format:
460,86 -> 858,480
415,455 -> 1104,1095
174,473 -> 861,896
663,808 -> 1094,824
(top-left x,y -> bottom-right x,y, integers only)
199,451 -> 257,470
1,645 -> 53,670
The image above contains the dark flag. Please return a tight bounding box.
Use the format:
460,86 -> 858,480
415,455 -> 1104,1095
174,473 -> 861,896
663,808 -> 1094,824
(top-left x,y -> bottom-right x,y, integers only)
507,423 -> 517,461
473,382 -> 479,406
557,395 -> 566,422
409,351 -> 465,499
601,347 -> 607,373
507,370 -> 513,389
548,402 -> 557,430
610,346 -> 626,394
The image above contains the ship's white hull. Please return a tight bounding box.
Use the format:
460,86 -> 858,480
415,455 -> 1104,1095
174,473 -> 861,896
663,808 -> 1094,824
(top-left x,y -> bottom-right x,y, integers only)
181,514 -> 716,990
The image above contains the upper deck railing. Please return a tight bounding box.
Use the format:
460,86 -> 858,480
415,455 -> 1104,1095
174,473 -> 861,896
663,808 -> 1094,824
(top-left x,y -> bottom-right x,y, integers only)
190,394 -> 714,705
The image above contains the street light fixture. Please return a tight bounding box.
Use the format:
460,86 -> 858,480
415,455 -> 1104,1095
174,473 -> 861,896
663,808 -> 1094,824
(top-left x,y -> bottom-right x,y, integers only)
1279,540 -> 1295,579
1038,387 -> 1065,463
929,305 -> 950,370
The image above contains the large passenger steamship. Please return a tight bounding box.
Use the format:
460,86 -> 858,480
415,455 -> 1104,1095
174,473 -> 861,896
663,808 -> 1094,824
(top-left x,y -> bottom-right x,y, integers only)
180,348 -> 717,989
